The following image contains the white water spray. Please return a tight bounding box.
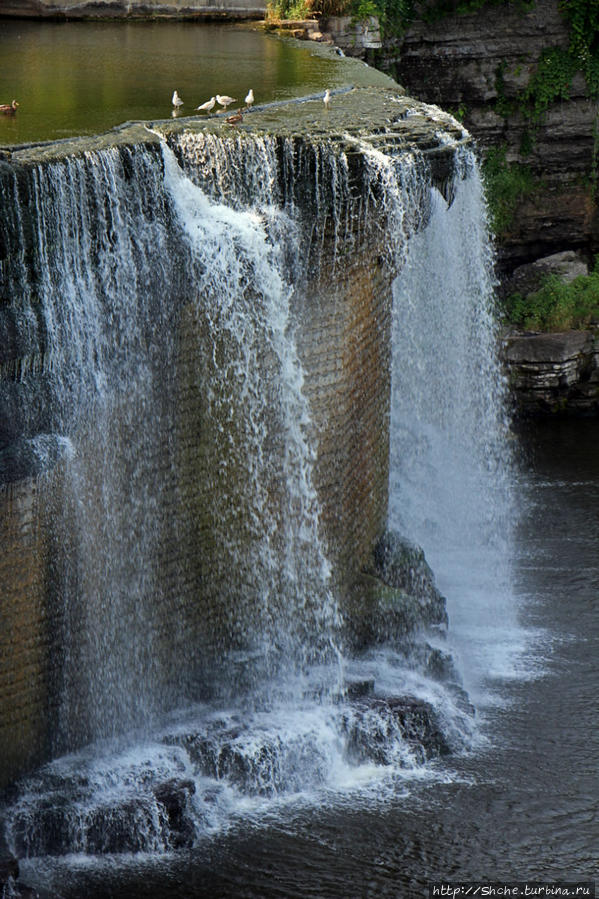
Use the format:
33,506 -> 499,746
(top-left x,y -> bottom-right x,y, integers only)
160,137 -> 341,677
389,150 -> 522,703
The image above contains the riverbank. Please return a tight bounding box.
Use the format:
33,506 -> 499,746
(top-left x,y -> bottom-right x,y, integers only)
0,0 -> 266,19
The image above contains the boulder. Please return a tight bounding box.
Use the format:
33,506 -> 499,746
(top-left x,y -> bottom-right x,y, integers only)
344,530 -> 448,651
504,251 -> 590,298
340,695 -> 450,766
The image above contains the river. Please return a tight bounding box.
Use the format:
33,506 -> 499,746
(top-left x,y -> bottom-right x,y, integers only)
0,20 -> 345,146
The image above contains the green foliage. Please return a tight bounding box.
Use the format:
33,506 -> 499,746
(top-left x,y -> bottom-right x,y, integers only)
519,129 -> 534,156
265,0 -> 314,19
351,0 -> 382,20
448,103 -> 468,122
505,267 -> 599,331
522,46 -> 578,119
482,146 -> 537,234
379,0 -> 417,30
559,0 -> 599,97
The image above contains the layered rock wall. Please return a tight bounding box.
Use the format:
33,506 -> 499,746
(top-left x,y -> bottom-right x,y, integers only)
504,329 -> 599,416
363,0 -> 599,273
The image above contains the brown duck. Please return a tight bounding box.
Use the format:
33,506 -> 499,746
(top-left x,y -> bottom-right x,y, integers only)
0,100 -> 19,115
225,111 -> 243,126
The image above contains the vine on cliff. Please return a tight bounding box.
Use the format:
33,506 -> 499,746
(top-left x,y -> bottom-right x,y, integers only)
560,0 -> 599,97
482,145 -> 538,234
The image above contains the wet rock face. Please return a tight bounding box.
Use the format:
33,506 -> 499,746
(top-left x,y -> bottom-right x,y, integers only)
345,530 -> 448,651
373,0 -> 599,270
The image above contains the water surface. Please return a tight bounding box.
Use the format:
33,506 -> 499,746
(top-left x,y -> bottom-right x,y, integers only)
0,21 -> 344,145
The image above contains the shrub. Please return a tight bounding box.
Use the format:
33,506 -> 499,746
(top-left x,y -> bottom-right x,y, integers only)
504,266 -> 599,331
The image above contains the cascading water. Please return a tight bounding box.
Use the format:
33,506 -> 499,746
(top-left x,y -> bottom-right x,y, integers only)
0,118 -> 516,879
157,137 -> 341,679
388,148 -> 523,705
3,147 -> 184,747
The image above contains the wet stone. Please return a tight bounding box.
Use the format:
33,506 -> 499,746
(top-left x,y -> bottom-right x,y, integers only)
152,778 -> 196,849
10,777 -> 197,857
85,798 -> 169,854
340,695 -> 450,766
11,798 -> 76,857
172,732 -> 288,796
343,678 -> 375,700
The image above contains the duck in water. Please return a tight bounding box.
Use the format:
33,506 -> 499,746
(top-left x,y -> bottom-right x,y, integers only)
0,100 -> 19,115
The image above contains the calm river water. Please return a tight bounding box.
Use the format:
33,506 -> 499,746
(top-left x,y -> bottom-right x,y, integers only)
19,418 -> 599,897
0,21 -> 344,146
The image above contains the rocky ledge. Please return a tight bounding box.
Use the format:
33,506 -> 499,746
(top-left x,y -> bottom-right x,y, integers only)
502,250 -> 599,417
504,328 -> 599,417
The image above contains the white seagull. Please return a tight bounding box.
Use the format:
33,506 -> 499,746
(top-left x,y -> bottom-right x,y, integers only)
216,94 -> 236,111
245,88 -> 254,109
323,89 -> 331,108
172,90 -> 184,109
196,96 -> 216,113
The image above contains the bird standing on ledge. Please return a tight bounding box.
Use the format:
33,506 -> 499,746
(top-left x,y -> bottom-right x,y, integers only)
323,89 -> 331,108
0,100 -> 19,115
172,90 -> 184,109
245,88 -> 254,110
217,94 -> 236,112
196,97 -> 216,113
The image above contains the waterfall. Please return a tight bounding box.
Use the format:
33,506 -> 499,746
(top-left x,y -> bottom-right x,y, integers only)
159,138 -> 341,679
3,146 -> 183,747
0,125 -> 514,865
389,149 -> 520,703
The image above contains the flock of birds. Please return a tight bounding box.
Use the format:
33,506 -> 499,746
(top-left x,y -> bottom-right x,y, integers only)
172,86 -> 332,124
0,87 -> 332,125
171,88 -> 254,125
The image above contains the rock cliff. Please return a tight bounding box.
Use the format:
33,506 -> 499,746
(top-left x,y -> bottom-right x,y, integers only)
347,0 -> 599,275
